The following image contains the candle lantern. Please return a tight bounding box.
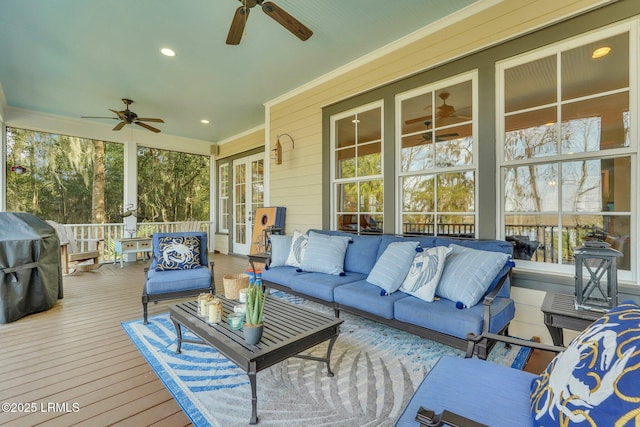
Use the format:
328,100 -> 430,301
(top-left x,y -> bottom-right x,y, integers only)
574,241 -> 622,312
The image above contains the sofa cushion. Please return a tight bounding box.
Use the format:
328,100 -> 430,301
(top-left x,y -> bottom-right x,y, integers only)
394,296 -> 515,338
344,234 -> 382,274
155,235 -> 202,271
300,231 -> 351,275
396,356 -> 536,427
288,272 -> 366,302
269,234 -> 293,267
367,241 -> 419,294
530,300 -> 640,427
334,280 -> 409,319
400,246 -> 452,302
262,265 -> 308,287
436,244 -> 511,307
285,230 -> 307,267
145,267 -> 211,294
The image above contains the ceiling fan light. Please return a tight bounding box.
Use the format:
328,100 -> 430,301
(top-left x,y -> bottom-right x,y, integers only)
591,46 -> 611,59
201,119 -> 210,124
160,47 -> 176,57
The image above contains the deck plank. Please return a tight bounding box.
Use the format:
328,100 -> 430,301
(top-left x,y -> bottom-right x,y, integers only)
0,253 -> 249,427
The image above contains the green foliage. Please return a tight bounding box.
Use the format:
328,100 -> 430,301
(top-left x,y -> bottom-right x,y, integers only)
245,285 -> 266,325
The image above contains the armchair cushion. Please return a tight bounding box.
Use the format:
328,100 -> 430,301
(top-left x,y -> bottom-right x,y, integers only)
530,300 -> 640,427
155,235 -> 202,271
145,266 -> 212,294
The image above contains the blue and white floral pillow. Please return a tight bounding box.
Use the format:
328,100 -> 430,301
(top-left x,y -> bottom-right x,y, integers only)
155,235 -> 202,270
530,300 -> 640,426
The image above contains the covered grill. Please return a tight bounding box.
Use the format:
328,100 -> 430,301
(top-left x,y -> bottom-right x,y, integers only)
0,212 -> 63,323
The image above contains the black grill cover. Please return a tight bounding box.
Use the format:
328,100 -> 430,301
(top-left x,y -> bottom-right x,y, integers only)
0,212 -> 63,323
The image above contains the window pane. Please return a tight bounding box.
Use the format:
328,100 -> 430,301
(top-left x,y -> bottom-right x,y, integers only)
401,91 -> 432,135
336,147 -> 355,179
359,179 -> 383,212
561,92 -> 629,153
435,126 -> 472,167
434,81 -> 472,128
505,55 -> 557,113
357,142 -> 382,176
437,172 -> 475,212
506,214 -> 559,262
336,182 -> 358,212
505,107 -> 558,160
359,214 -> 383,234
562,157 -> 630,213
561,32 -> 629,101
402,175 -> 434,212
401,133 -> 433,172
336,115 -> 356,148
504,164 -> 558,212
358,107 -> 382,144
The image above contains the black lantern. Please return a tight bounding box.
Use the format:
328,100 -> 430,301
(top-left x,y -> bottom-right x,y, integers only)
574,241 -> 622,312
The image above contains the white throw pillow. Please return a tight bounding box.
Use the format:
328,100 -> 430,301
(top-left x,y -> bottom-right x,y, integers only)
285,230 -> 308,268
400,246 -> 452,302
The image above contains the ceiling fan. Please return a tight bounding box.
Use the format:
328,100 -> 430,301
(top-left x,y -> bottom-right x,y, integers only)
405,91 -> 471,126
226,0 -> 313,45
422,132 -> 460,143
81,98 -> 164,133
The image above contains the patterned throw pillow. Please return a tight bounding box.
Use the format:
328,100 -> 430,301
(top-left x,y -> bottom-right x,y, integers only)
155,235 -> 202,270
285,230 -> 308,268
400,246 -> 452,302
530,300 -> 640,427
367,241 -> 419,295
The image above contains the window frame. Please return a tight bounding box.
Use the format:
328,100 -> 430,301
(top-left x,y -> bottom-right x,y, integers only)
395,71 -> 479,236
496,20 -> 638,281
218,162 -> 230,234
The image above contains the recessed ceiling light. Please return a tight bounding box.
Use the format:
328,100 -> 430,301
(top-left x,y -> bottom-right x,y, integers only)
201,119 -> 210,124
161,47 -> 176,57
591,46 -> 611,59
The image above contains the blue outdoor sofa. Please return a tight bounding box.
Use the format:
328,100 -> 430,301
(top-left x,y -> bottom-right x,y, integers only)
261,229 -> 516,358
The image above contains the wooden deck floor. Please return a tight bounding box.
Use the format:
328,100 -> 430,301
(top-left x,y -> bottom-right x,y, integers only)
0,253 -> 248,427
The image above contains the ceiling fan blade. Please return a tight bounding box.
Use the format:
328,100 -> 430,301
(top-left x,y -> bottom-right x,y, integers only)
135,121 -> 161,133
136,118 -> 165,123
81,116 -> 118,120
227,6 -> 250,45
261,1 -> 312,41
113,121 -> 126,131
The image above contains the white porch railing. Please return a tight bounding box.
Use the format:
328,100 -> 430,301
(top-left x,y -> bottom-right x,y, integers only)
65,221 -> 214,264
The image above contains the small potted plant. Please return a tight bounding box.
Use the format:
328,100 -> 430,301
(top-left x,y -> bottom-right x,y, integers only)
243,284 -> 266,345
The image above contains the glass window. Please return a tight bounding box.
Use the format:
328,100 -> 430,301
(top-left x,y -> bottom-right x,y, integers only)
499,27 -> 633,274
219,163 -> 229,233
332,103 -> 383,234
398,75 -> 476,237
5,127 -> 124,223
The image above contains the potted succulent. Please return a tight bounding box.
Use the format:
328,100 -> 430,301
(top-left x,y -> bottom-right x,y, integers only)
243,284 -> 266,345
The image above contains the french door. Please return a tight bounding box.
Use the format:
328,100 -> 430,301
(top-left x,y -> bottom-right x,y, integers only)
232,153 -> 264,254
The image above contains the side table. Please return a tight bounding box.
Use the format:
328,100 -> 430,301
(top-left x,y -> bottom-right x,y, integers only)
540,292 -> 602,346
247,252 -> 271,282
113,237 -> 152,267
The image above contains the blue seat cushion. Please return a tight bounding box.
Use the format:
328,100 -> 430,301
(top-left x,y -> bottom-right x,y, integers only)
262,266 -> 309,287
395,355 -> 535,427
145,266 -> 211,294
334,280 -> 409,319
393,296 -> 515,338
288,272 -> 366,302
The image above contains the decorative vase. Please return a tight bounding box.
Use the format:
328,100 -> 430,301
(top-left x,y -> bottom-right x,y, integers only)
243,323 -> 263,345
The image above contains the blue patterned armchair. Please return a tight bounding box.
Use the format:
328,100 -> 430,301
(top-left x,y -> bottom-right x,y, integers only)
142,232 -> 214,324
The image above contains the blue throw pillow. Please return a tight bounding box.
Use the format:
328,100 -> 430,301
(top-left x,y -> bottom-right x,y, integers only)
400,246 -> 452,302
269,234 -> 293,267
367,241 -> 419,294
530,300 -> 640,427
300,231 -> 351,275
436,244 -> 510,307
155,235 -> 202,271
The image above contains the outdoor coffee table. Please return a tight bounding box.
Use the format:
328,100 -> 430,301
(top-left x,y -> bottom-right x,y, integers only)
168,296 -> 343,424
